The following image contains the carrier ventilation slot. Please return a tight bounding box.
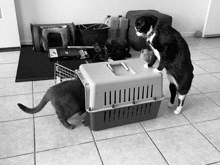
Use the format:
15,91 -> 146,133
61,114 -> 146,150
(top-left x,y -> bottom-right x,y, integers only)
104,85 -> 154,106
103,103 -> 153,123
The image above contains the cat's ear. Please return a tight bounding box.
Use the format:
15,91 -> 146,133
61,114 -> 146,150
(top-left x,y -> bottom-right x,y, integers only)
148,16 -> 158,28
136,18 -> 145,27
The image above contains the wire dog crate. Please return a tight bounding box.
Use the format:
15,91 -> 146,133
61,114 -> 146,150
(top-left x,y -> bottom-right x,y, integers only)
76,58 -> 165,131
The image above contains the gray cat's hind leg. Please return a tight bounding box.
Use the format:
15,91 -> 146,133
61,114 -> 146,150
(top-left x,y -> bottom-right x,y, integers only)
55,105 -> 75,130
59,118 -> 75,130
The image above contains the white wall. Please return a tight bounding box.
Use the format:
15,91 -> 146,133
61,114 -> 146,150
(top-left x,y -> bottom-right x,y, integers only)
14,0 -> 210,45
0,0 -> 20,48
203,0 -> 220,37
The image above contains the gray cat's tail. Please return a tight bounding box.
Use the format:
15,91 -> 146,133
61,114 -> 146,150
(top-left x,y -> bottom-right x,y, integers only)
17,90 -> 51,114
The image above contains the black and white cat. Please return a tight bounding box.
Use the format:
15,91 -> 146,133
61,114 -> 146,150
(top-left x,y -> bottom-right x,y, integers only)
135,15 -> 194,114
17,78 -> 86,129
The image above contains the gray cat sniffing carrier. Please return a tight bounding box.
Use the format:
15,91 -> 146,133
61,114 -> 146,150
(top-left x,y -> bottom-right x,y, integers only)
55,58 -> 165,131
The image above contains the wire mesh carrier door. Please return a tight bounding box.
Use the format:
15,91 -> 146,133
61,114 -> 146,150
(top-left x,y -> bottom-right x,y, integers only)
76,58 -> 165,131
54,63 -> 78,83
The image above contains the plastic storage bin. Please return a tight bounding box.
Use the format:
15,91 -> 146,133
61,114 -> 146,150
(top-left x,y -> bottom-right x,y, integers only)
76,58 -> 165,131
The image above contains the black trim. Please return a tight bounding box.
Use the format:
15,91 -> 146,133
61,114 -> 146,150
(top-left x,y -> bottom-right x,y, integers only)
0,46 -> 21,52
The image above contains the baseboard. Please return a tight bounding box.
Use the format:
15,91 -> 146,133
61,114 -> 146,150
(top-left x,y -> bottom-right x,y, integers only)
180,32 -> 195,37
0,46 -> 21,52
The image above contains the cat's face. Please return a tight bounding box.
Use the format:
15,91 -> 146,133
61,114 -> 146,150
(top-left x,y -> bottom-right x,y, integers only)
135,15 -> 158,38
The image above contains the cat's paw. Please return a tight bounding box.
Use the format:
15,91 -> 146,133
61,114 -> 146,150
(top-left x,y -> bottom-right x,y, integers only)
67,124 -> 75,130
174,107 -> 182,115
143,64 -> 148,68
168,102 -> 174,108
82,120 -> 89,127
153,68 -> 161,73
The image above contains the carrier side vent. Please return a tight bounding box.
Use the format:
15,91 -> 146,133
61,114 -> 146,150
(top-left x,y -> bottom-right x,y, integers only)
103,102 -> 153,123
104,85 -> 154,106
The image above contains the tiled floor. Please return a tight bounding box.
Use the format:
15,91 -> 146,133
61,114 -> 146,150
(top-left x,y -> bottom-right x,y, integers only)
1,37 -> 220,165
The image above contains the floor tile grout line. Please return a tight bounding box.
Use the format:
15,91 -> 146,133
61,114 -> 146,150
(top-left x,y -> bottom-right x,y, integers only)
34,114 -> 57,118
190,80 -> 220,96
33,115 -> 36,165
0,152 -> 35,160
144,123 -> 191,134
202,90 -> 220,95
0,77 -> 18,79
31,81 -> 37,165
0,62 -> 19,65
139,122 -> 170,165
90,129 -> 105,165
190,117 -> 220,125
199,49 -> 220,58
206,160 -> 220,165
0,92 -> 33,98
0,117 -> 34,124
203,92 -> 220,108
33,141 -> 94,154
92,131 -> 146,143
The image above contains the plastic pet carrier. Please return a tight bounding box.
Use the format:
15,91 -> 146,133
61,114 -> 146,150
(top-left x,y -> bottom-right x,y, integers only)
75,58 -> 165,131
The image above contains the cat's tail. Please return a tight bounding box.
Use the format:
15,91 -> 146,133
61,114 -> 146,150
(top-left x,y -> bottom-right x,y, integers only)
17,89 -> 51,114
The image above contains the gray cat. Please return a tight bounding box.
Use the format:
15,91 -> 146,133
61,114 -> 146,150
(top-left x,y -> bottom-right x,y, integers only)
17,78 -> 86,129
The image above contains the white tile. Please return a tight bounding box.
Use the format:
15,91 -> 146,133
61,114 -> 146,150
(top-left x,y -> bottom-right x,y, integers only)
205,91 -> 220,106
0,78 -> 32,96
187,85 -> 201,95
35,115 -> 93,152
190,49 -> 212,61
192,63 -> 207,75
36,143 -> 102,165
211,162 -> 220,165
92,123 -> 145,141
201,48 -> 220,59
204,37 -> 220,44
33,79 -> 55,93
0,154 -> 34,165
187,39 -> 216,49
0,63 -> 18,78
141,100 -> 189,131
0,51 -> 20,64
195,119 -> 220,151
0,94 -> 33,122
0,119 -> 34,158
193,59 -> 220,73
192,74 -> 220,93
212,72 -> 220,79
148,125 -> 220,165
182,94 -> 220,123
97,133 -> 167,165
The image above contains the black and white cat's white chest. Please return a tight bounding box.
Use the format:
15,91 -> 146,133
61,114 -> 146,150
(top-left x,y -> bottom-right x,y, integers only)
146,32 -> 179,87
146,33 -> 161,62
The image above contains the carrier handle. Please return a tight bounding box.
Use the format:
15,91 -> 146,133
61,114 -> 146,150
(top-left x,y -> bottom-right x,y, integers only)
106,62 -> 136,74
